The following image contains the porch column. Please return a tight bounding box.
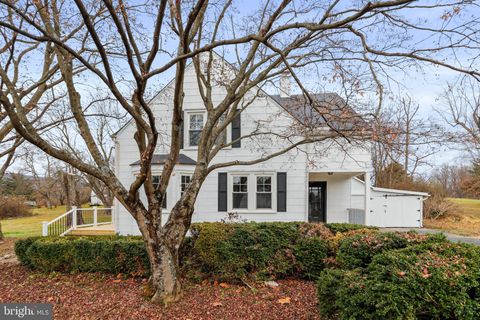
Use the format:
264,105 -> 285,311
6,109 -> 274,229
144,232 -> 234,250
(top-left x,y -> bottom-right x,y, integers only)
364,171 -> 371,226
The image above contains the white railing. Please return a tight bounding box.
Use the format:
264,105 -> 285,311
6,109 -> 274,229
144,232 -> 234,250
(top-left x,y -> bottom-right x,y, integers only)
42,206 -> 114,236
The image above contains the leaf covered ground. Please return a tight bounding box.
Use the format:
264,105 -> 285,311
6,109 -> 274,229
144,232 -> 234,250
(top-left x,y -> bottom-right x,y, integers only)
0,261 -> 320,320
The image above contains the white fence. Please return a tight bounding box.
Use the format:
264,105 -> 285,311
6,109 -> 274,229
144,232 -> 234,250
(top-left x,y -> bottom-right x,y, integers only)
42,206 -> 114,236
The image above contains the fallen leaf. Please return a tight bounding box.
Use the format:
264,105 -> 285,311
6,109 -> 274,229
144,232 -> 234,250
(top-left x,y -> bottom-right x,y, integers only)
277,297 -> 291,304
212,302 -> 223,307
219,282 -> 230,288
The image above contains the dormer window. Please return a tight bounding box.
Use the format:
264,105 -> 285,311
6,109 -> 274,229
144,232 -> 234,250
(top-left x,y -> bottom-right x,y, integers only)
188,113 -> 204,147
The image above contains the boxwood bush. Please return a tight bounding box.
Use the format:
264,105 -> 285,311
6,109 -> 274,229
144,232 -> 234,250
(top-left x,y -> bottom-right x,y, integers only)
16,236 -> 149,276
16,222 -> 337,281
336,231 -> 446,269
325,223 -> 378,234
317,242 -> 480,320
190,222 -> 330,281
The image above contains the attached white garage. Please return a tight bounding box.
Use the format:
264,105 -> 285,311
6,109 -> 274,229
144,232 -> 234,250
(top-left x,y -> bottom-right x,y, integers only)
351,178 -> 429,228
369,187 -> 428,228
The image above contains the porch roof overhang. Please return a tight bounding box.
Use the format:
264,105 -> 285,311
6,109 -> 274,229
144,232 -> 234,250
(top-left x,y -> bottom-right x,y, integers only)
130,153 -> 196,166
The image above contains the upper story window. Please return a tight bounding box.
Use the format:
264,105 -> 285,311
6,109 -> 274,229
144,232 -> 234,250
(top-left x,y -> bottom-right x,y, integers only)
256,176 -> 272,209
180,175 -> 191,196
215,114 -> 227,146
232,176 -> 248,209
152,175 -> 167,209
189,113 -> 204,147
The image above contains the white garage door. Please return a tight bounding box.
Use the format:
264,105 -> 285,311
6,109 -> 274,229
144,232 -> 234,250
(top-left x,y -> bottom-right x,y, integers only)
370,193 -> 423,228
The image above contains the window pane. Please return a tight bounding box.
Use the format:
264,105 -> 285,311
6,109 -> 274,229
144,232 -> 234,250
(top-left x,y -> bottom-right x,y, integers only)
233,193 -> 248,209
190,114 -> 203,130
152,175 -> 160,188
181,175 -> 191,195
189,130 -> 201,146
256,193 -> 272,209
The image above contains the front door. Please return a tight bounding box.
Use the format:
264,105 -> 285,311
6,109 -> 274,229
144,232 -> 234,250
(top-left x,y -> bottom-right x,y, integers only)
309,182 -> 327,223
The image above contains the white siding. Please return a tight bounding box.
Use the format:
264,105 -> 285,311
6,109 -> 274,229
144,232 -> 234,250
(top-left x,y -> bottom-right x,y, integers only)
114,59 -> 373,235
309,173 -> 363,223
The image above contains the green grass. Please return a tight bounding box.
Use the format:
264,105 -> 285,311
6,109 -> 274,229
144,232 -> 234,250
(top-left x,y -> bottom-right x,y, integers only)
1,206 -> 70,238
424,198 -> 480,236
449,198 -> 480,217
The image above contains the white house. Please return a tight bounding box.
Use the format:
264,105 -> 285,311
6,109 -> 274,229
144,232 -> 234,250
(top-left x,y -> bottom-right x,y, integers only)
110,57 -> 427,236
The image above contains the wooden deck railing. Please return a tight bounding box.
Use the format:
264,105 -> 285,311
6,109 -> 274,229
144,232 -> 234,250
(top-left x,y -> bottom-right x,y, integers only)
42,206 -> 114,236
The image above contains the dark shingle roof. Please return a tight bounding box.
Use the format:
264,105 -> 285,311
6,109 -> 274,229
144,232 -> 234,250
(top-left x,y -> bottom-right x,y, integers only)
270,93 -> 364,129
130,154 -> 196,166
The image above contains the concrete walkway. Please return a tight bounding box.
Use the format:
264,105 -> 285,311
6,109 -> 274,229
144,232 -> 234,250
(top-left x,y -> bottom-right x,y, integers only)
380,228 -> 480,246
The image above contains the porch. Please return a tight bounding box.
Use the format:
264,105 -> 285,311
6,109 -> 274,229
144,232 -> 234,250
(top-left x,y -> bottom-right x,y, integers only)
308,171 -> 370,225
42,206 -> 115,236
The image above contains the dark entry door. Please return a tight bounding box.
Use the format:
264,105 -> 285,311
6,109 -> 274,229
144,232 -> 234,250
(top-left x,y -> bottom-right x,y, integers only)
309,182 -> 326,223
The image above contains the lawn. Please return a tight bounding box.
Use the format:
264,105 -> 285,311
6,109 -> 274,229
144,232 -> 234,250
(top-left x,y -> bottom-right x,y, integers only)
423,198 -> 480,237
0,206 -> 68,238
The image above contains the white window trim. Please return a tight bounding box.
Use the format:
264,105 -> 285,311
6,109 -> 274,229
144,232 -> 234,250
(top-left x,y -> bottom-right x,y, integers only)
186,111 -> 205,149
179,172 -> 193,197
149,172 -> 170,213
254,173 -> 275,210
228,172 -> 277,213
184,110 -> 232,150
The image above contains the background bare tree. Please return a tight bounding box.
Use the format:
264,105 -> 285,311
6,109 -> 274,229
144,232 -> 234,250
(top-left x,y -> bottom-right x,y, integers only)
441,75 -> 480,157
0,0 -> 479,302
373,95 -> 446,188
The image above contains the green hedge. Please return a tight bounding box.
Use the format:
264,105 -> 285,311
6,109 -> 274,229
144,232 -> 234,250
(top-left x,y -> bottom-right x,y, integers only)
336,231 -> 446,269
16,222 -> 335,281
317,242 -> 480,320
325,223 -> 378,234
16,236 -> 149,276
14,236 -> 41,268
190,222 -> 330,281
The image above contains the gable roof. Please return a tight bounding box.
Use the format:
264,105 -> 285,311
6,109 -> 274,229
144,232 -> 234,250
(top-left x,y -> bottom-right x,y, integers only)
130,153 -> 196,166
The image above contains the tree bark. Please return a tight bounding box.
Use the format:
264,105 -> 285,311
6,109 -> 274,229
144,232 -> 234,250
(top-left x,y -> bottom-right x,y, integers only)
146,237 -> 182,304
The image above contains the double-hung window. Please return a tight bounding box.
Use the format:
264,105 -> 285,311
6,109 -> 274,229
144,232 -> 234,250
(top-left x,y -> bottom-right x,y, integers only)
152,175 -> 167,209
180,175 -> 191,196
232,176 -> 248,209
215,114 -> 227,145
189,113 -> 204,147
256,176 -> 272,209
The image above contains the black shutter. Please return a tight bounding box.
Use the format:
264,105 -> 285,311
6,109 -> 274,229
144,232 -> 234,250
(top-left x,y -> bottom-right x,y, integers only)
231,112 -> 241,148
218,172 -> 228,212
277,172 -> 287,212
179,111 -> 184,149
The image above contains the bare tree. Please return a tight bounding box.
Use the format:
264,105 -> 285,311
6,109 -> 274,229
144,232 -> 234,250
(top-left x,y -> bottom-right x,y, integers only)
0,0 -> 479,303
441,75 -> 480,157
373,95 -> 446,186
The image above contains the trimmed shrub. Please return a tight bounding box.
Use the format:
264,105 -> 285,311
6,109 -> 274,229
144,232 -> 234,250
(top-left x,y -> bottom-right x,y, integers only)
325,223 -> 377,234
327,228 -> 378,253
298,223 -> 333,239
336,231 -> 446,269
317,242 -> 480,320
14,236 -> 41,268
17,236 -> 149,276
337,232 -> 408,269
294,237 -> 329,279
190,222 -> 301,281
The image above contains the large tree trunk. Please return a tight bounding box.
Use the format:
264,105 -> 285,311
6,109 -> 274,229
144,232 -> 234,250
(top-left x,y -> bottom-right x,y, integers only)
140,202 -> 194,304
146,238 -> 182,304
